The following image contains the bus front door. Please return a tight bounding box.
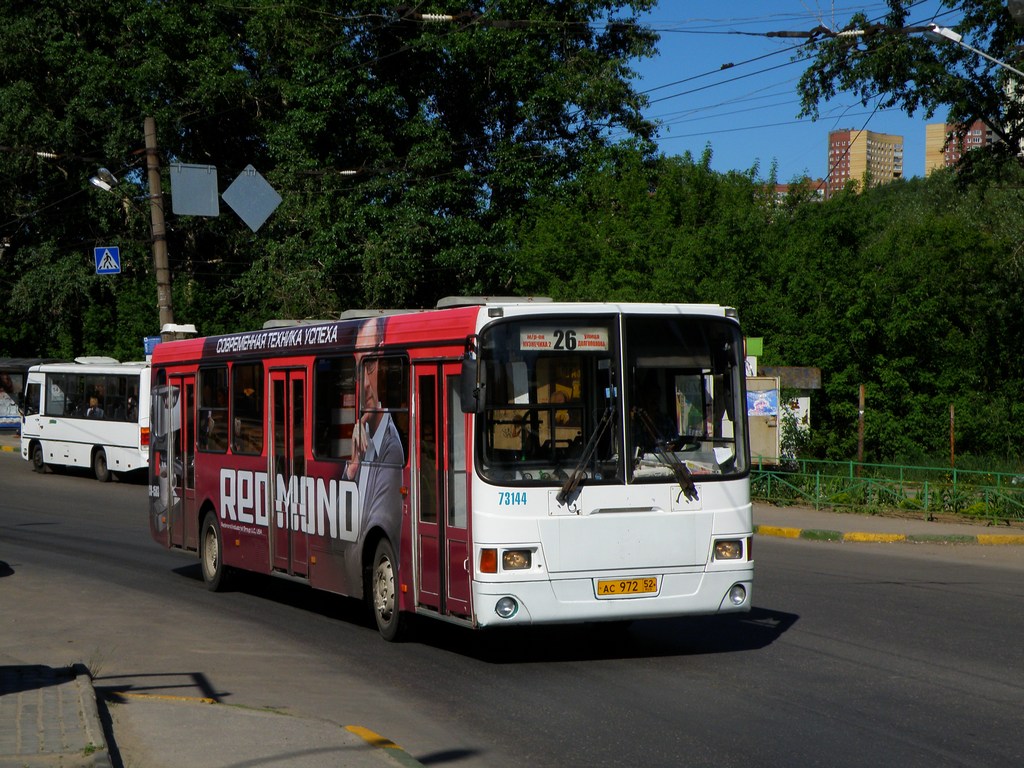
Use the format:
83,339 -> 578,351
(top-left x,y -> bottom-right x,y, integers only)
168,375 -> 197,550
269,369 -> 308,578
414,365 -> 471,619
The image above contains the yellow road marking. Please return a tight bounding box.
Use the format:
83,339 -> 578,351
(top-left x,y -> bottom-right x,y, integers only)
346,725 -> 402,749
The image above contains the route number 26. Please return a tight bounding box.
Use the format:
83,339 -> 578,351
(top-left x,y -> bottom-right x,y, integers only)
553,329 -> 577,350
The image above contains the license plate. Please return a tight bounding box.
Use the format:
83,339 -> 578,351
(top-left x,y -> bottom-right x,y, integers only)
596,577 -> 659,597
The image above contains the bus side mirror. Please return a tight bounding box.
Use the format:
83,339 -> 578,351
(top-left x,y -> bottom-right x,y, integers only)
460,356 -> 483,414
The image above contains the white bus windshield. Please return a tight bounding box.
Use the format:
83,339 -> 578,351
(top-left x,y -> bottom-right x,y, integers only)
625,315 -> 747,482
476,313 -> 747,486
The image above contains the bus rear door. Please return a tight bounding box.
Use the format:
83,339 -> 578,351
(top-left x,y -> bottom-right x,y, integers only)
269,368 -> 308,578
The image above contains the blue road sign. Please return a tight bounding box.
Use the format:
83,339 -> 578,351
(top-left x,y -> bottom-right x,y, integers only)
94,246 -> 121,274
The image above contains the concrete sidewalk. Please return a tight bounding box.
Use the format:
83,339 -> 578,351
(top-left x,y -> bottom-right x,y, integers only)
0,661 -> 422,768
99,692 -> 424,768
0,664 -> 108,767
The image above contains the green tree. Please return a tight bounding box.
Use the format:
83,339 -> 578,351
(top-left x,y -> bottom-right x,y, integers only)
797,1 -> 1024,173
0,0 -> 658,357
515,144 -> 776,307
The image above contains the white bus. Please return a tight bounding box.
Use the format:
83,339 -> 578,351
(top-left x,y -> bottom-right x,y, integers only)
21,358 -> 151,481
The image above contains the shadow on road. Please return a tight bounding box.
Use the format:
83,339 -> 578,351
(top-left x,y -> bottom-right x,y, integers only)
408,606 -> 799,663
0,663 -> 84,695
170,559 -> 798,661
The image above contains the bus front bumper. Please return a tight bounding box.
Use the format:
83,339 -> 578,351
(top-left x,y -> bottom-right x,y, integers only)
471,568 -> 754,628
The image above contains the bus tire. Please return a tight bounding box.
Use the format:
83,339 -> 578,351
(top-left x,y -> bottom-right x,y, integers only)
200,512 -> 228,591
371,538 -> 406,642
31,443 -> 47,473
92,449 -> 111,482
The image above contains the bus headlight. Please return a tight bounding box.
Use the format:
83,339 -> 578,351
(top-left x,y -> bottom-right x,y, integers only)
728,584 -> 747,606
502,550 -> 532,570
495,597 -> 519,618
714,539 -> 744,560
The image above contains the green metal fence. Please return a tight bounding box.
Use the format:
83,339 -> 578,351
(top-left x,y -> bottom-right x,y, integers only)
751,458 -> 1024,524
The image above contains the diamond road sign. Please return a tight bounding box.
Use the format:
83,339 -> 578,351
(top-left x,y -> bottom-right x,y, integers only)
222,165 -> 281,232
94,246 -> 121,275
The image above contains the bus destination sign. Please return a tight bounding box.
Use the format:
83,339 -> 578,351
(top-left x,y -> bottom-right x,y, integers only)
519,327 -> 609,352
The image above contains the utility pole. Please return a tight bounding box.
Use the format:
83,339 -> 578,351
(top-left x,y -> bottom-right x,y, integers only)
144,117 -> 175,341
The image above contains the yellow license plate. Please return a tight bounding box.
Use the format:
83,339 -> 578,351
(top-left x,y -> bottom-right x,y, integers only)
596,577 -> 658,597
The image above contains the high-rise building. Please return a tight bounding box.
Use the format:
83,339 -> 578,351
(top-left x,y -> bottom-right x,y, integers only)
826,129 -> 904,198
925,120 -> 999,173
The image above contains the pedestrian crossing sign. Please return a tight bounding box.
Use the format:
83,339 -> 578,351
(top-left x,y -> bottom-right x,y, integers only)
94,246 -> 121,275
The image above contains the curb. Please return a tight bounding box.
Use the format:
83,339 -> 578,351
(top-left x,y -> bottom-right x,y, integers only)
73,663 -> 113,768
755,524 -> 1024,546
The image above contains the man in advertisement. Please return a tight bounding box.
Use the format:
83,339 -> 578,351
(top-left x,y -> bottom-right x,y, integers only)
345,316 -> 405,571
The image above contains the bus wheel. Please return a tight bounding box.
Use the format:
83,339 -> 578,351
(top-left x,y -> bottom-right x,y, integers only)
200,512 -> 228,591
31,443 -> 47,473
92,449 -> 111,482
371,538 -> 406,642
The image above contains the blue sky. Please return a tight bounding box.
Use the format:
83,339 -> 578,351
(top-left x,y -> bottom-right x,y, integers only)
624,2 -> 964,183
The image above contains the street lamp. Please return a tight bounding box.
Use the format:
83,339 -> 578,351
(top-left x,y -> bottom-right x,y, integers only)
924,23 -> 1024,79
89,167 -> 118,193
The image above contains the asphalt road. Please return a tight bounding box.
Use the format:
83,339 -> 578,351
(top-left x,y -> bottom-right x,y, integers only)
2,448 -> 1022,767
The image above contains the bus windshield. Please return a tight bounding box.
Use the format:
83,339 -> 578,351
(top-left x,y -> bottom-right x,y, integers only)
476,313 -> 746,486
624,314 -> 747,482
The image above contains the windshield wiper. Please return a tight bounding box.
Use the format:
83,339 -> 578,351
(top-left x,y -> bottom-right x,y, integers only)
634,408 -> 699,502
556,405 -> 614,506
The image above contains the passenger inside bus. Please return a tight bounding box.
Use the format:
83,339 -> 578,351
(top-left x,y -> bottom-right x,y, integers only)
200,388 -> 228,451
86,396 -> 105,419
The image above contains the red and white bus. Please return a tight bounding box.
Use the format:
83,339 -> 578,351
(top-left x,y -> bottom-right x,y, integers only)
148,298 -> 753,640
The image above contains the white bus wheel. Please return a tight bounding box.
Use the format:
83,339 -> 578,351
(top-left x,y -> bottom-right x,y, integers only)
93,449 -> 111,482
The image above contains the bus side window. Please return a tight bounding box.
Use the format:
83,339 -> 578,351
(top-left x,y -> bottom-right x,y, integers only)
105,374 -> 128,421
368,356 -> 409,466
45,374 -> 67,416
127,387 -> 139,421
69,374 -> 87,417
232,362 -> 263,454
199,367 -> 228,452
313,356 -> 356,460
25,382 -> 41,415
